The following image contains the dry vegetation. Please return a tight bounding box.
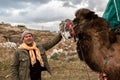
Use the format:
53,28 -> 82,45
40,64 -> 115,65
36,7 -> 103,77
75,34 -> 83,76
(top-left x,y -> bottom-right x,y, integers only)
0,47 -> 99,80
42,59 -> 98,80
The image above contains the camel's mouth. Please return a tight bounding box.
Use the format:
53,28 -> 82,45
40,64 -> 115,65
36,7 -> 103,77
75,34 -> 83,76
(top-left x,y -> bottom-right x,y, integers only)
72,18 -> 83,35
73,18 -> 80,35
72,18 -> 93,42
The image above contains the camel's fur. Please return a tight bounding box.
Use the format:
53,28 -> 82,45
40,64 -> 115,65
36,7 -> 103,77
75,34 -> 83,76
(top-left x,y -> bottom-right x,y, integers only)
73,8 -> 120,80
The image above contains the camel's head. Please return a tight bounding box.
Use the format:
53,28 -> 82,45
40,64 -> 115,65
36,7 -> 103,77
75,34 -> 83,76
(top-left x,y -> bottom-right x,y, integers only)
73,8 -> 98,37
59,8 -> 99,41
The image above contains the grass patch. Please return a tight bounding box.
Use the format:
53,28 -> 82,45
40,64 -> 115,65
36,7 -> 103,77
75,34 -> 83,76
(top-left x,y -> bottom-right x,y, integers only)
0,56 -> 99,80
42,59 -> 98,80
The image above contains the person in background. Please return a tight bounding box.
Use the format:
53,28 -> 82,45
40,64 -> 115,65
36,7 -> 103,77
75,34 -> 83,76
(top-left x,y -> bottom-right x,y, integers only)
11,30 -> 62,80
102,0 -> 120,29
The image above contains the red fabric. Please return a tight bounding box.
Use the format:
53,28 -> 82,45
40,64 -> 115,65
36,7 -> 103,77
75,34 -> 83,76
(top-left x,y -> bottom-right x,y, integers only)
98,73 -> 108,80
66,22 -> 75,37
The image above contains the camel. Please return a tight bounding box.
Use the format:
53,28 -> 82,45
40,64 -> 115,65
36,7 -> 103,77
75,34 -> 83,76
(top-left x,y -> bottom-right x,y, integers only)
62,8 -> 120,80
73,8 -> 120,80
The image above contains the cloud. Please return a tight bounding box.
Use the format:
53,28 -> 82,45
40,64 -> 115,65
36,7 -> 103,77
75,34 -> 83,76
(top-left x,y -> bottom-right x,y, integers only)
59,0 -> 108,11
59,0 -> 83,5
0,0 -> 76,23
86,0 -> 108,11
63,2 -> 76,8
0,0 -> 108,31
0,0 -> 51,9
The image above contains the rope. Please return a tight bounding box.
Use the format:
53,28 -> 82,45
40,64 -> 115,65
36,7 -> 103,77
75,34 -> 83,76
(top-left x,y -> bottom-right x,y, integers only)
79,41 -> 91,80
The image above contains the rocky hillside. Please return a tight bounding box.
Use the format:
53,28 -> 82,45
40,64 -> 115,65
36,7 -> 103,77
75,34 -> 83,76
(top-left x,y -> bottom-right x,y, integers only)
0,22 -> 56,43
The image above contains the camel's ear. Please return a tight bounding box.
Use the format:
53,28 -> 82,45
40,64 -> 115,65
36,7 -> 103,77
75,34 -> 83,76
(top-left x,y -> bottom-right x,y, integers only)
85,11 -> 98,20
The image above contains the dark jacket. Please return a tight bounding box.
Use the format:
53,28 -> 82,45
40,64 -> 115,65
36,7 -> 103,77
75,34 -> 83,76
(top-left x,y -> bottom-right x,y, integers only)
11,33 -> 62,80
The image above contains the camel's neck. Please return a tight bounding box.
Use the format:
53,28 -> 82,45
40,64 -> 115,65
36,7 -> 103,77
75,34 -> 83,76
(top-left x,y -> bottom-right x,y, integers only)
77,32 -> 110,72
79,31 -> 110,56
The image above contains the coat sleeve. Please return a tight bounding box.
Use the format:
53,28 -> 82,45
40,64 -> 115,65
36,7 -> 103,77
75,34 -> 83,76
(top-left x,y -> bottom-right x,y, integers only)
42,33 -> 62,50
11,49 -> 19,80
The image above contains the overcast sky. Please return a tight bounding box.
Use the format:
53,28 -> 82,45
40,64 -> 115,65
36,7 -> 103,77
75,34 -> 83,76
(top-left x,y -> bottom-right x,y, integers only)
0,0 -> 108,31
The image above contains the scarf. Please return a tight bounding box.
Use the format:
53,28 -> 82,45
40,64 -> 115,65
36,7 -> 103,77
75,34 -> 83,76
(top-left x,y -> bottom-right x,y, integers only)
18,42 -> 44,67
